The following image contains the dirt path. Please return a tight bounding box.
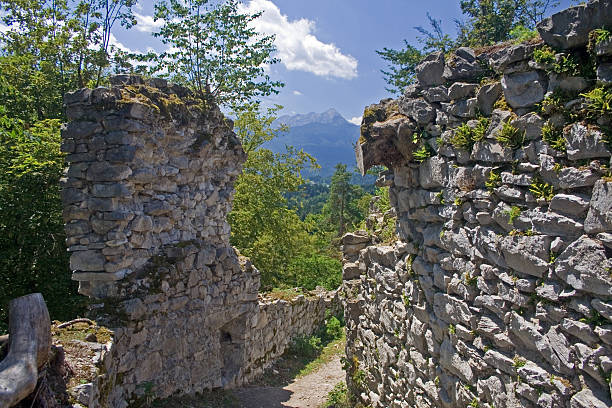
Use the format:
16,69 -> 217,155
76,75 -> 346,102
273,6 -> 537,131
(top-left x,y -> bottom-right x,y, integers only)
232,355 -> 344,408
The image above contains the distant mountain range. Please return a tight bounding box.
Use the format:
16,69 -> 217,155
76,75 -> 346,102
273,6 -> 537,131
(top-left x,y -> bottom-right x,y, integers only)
267,108 -> 361,180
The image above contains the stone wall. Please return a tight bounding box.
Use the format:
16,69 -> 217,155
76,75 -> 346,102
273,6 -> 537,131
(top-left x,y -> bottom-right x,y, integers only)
244,290 -> 341,381
60,75 -> 340,407
344,2 -> 612,407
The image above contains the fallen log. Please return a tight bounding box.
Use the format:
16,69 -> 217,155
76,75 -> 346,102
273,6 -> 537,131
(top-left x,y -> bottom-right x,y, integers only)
0,293 -> 51,407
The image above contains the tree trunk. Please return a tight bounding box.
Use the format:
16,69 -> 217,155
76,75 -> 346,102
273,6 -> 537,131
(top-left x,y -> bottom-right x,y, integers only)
0,293 -> 51,407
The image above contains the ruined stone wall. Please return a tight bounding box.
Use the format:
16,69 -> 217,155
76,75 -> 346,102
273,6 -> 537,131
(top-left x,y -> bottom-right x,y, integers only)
244,290 -> 341,381
60,75 -> 340,407
344,2 -> 612,407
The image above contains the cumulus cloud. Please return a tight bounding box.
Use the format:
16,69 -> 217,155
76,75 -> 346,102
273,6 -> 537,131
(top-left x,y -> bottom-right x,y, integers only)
293,90 -> 302,96
348,116 -> 362,126
134,12 -> 164,33
239,0 -> 358,79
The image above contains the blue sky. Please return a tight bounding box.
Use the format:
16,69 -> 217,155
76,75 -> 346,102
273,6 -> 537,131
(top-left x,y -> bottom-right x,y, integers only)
114,0 -> 577,124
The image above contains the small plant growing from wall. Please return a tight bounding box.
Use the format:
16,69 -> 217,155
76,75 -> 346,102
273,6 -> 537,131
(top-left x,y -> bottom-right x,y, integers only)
413,144 -> 433,163
450,117 -> 490,151
533,45 -> 556,66
542,122 -> 566,152
588,28 -> 612,55
486,170 -> 501,192
529,178 -> 555,201
496,121 -> 524,149
581,87 -> 612,119
505,206 -> 521,225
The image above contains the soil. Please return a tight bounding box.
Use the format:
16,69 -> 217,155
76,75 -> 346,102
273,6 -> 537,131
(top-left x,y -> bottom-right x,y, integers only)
232,355 -> 344,408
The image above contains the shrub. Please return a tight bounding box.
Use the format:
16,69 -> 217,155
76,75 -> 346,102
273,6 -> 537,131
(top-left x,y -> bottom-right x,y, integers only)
325,316 -> 343,341
0,115 -> 85,333
286,254 -> 342,291
323,382 -> 350,408
533,45 -> 556,66
509,25 -> 538,43
450,117 -> 490,151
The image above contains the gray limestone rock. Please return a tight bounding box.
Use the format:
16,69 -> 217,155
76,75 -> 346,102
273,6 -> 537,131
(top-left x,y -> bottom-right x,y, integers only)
549,194 -> 590,217
511,113 -> 544,141
443,48 -> 485,82
570,388 -> 611,408
537,0 -> 612,50
416,52 -> 445,86
70,250 -> 106,271
422,86 -> 449,103
564,123 -> 610,160
419,156 -> 448,189
398,97 -> 436,126
489,43 -> 537,73
597,63 -> 612,84
477,82 -> 503,116
556,235 -> 612,297
448,83 -> 479,100
584,180 -> 612,234
500,235 -> 551,278
471,141 -> 514,163
501,71 -> 546,109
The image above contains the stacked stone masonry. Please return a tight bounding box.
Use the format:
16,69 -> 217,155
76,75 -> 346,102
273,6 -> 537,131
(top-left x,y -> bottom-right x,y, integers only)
345,1 -> 612,407
60,75 -> 340,407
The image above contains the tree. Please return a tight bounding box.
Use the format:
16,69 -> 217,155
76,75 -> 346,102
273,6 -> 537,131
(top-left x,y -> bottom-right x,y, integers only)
147,0 -> 283,107
457,0 -> 559,46
228,103 -> 320,288
0,0 -> 137,122
377,0 -> 559,94
376,41 -> 422,95
0,110 -> 85,332
323,164 -> 365,237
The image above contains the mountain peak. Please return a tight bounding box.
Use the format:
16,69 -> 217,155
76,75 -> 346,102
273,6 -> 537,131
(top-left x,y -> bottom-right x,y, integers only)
276,108 -> 352,128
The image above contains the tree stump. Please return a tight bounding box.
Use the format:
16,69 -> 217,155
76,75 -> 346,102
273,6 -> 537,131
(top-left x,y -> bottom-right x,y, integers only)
0,293 -> 51,407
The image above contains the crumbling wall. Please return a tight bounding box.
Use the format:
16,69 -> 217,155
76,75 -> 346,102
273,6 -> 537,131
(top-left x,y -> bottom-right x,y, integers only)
60,75 -> 340,407
344,1 -> 612,407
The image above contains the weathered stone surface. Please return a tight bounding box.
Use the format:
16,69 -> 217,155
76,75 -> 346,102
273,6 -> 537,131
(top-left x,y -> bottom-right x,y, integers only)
477,82 -> 503,116
570,388 -> 611,408
564,123 -> 611,160
419,156 -> 447,189
416,52 -> 445,86
550,194 -> 590,217
511,113 -> 544,141
584,180 -> 612,233
398,97 -> 436,126
422,86 -> 449,103
471,141 -> 514,163
489,43 -> 536,72
556,236 -> 612,297
70,250 -> 106,271
443,48 -> 485,81
500,235 -> 551,278
448,83 -> 479,100
501,71 -> 546,109
537,0 -> 612,50
597,63 -> 612,84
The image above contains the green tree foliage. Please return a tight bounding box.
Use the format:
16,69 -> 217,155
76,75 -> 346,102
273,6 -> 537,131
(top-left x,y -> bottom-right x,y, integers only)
322,164 -> 367,237
0,111 -> 85,332
145,0 -> 283,107
376,41 -> 423,95
228,104 -> 342,290
457,0 -> 558,46
0,0 -> 136,122
377,0 -> 558,93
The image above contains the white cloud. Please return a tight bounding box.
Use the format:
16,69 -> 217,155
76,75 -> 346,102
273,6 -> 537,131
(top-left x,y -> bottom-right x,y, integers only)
239,0 -> 358,80
293,90 -> 302,96
348,116 -> 362,126
134,12 -> 164,33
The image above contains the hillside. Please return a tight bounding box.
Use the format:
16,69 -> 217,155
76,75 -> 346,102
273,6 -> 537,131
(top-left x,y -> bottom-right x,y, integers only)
267,108 -> 360,179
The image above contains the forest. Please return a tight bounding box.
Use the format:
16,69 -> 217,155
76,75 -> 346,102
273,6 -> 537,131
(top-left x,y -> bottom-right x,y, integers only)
0,0 -> 566,332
